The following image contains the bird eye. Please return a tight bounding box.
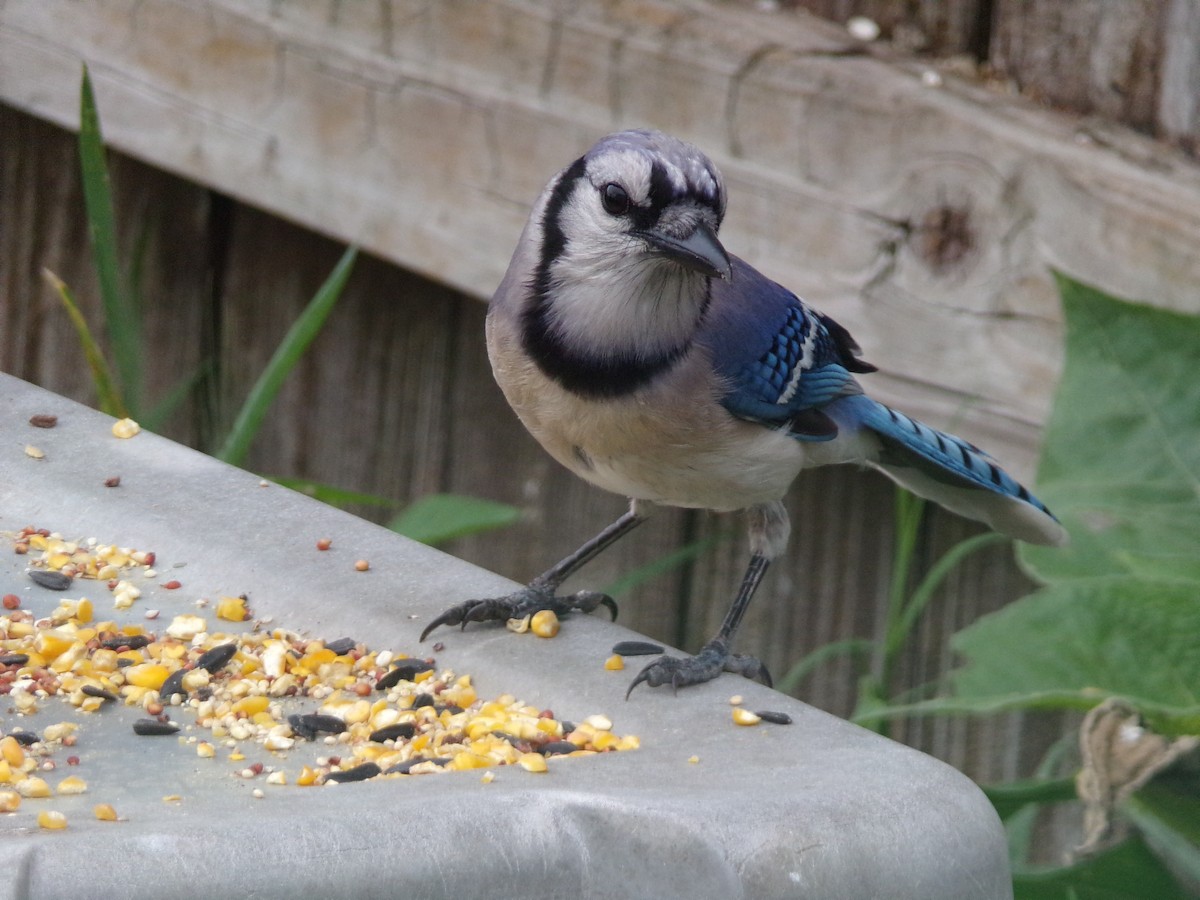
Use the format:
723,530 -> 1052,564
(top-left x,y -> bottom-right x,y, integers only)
600,182 -> 630,216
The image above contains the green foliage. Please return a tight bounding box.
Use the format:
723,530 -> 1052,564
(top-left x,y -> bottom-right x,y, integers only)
78,65 -> 142,410
900,275 -> 1199,895
387,494 -> 521,546
51,67 -> 519,551
41,269 -> 129,418
216,244 -> 358,465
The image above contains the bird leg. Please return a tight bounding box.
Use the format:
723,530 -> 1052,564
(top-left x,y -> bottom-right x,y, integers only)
420,503 -> 646,641
626,553 -> 773,695
627,501 -> 788,696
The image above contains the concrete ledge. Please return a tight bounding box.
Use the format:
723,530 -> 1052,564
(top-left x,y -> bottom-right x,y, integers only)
0,372 -> 1010,898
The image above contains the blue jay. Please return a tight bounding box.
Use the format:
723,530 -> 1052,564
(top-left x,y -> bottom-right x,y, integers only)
422,129 -> 1067,694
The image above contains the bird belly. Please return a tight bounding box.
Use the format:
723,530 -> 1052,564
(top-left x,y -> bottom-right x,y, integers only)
488,328 -> 806,511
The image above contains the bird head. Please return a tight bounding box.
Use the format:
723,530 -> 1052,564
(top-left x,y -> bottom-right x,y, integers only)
548,130 -> 733,282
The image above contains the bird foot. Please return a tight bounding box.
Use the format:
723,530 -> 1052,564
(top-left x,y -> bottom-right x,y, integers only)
626,638 -> 771,698
419,586 -> 617,642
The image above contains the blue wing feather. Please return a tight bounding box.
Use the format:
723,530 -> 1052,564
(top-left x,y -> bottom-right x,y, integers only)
700,257 -> 872,440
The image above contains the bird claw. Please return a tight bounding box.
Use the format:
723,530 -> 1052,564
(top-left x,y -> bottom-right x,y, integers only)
625,640 -> 771,698
420,587 -> 617,642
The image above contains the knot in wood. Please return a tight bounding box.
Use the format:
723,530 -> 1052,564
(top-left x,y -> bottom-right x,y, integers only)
915,203 -> 975,274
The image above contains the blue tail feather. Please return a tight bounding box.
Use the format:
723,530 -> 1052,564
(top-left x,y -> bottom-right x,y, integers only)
831,395 -> 1065,545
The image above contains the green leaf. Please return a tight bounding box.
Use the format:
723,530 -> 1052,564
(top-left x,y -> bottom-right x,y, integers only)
776,637 -> 873,695
269,477 -> 399,510
41,269 -> 129,418
947,579 -> 1200,734
1021,275 -> 1200,585
388,493 -> 521,546
218,246 -> 358,465
79,64 -> 141,408
1125,778 -> 1200,889
983,777 -> 1078,822
602,532 -> 725,598
1012,835 -> 1190,899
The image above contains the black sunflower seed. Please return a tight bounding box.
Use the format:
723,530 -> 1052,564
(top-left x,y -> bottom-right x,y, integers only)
195,643 -> 237,673
0,653 -> 30,666
158,668 -> 187,700
29,569 -> 72,591
384,756 -> 451,775
755,710 -> 793,725
368,723 -> 416,743
290,713 -> 346,738
611,640 -> 664,657
81,685 -> 119,702
324,762 -> 381,783
100,634 -> 152,651
540,740 -> 578,755
133,719 -> 180,736
324,637 -> 357,656
8,731 -> 39,746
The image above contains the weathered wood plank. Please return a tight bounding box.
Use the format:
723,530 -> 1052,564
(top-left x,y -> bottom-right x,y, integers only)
5,0 -> 1200,482
0,105 -> 211,447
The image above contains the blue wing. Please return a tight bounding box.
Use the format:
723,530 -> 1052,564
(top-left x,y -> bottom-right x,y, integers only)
697,256 -> 1066,545
701,257 -> 875,441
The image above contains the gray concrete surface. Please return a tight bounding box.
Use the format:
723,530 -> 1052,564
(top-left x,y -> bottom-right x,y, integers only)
0,373 -> 1011,899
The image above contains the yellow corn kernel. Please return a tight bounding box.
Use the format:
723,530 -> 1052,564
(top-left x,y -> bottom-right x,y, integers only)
93,803 -> 118,821
604,654 -> 625,671
0,736 -> 24,768
481,771 -> 495,784
0,760 -> 12,784
506,614 -> 531,634
296,766 -> 318,787
6,620 -> 34,638
0,790 -> 19,811
90,648 -> 119,672
196,742 -> 216,759
44,722 -> 78,743
56,776 -> 88,795
16,777 -> 51,798
517,753 -> 548,773
732,708 -> 762,726
38,810 -> 68,830
75,598 -> 94,623
125,663 -> 170,690
33,629 -> 75,661
617,735 -> 641,751
448,752 -> 492,771
591,731 -> 620,751
231,695 -> 270,717
50,641 -> 88,673
530,610 -> 560,638
216,596 -> 248,622
13,692 -> 37,714
111,417 -> 141,438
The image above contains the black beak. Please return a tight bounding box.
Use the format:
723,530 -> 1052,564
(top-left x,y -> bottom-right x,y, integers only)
640,220 -> 732,281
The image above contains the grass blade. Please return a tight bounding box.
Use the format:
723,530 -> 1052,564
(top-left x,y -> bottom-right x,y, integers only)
78,64 -> 141,408
776,638 -> 874,694
271,476 -> 399,509
42,269 -> 129,418
388,493 -> 521,546
217,246 -> 358,465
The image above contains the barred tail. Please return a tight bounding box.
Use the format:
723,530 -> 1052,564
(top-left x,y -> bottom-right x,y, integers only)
836,396 -> 1068,546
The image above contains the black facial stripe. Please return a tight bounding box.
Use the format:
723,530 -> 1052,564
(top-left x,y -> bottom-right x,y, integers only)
531,155 -> 587,308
